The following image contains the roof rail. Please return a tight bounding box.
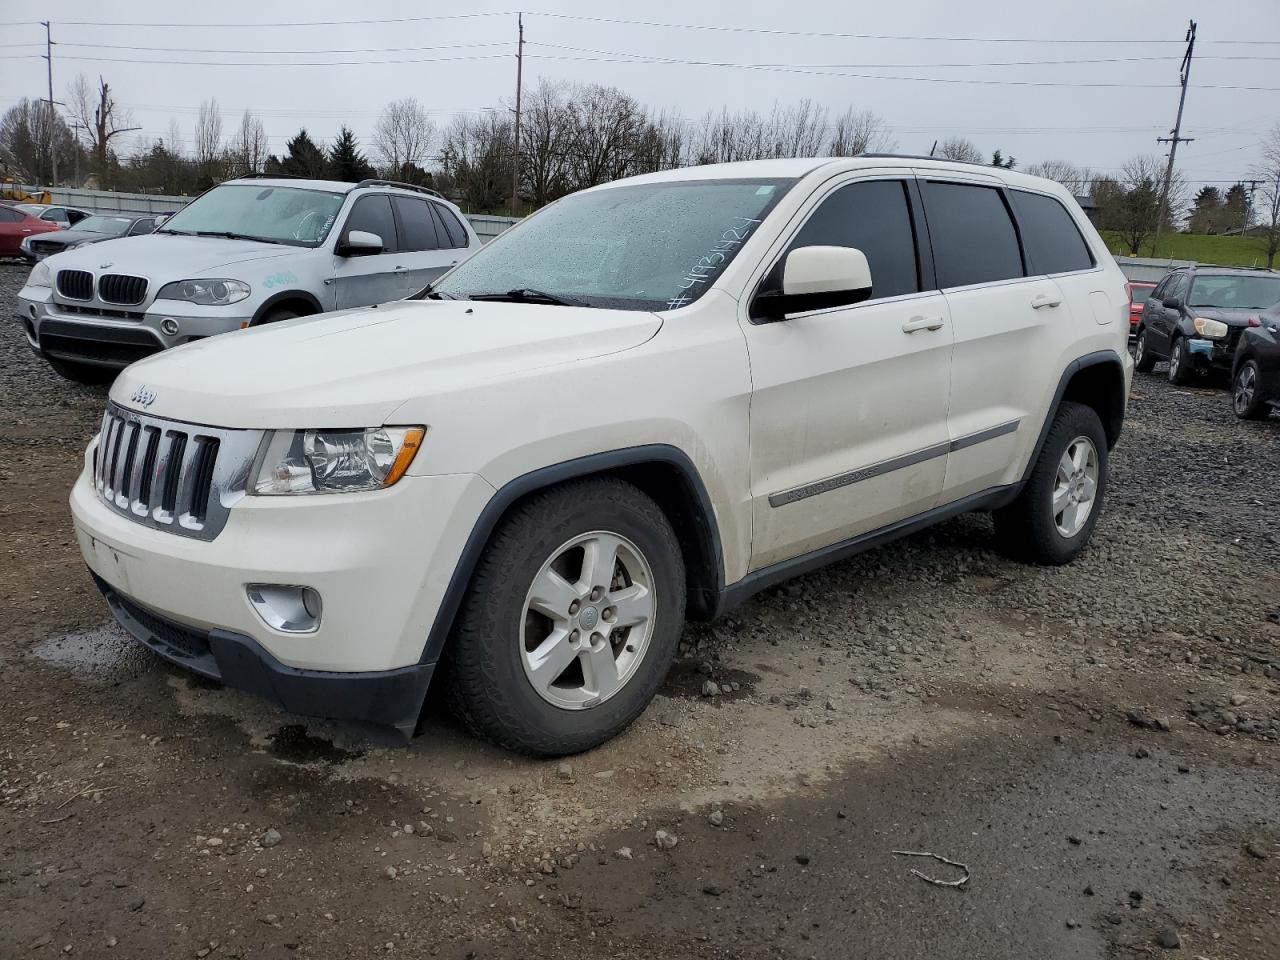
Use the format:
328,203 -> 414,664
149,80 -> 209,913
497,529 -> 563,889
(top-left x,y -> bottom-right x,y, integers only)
235,172 -> 305,180
859,152 -> 990,167
354,178 -> 445,201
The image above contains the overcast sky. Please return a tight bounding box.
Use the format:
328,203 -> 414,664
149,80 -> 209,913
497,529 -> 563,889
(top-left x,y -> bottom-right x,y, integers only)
2,0 -> 1276,188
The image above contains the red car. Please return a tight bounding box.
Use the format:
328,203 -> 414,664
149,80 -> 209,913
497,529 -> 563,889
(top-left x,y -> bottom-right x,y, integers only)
0,202 -> 61,257
1126,280 -> 1157,336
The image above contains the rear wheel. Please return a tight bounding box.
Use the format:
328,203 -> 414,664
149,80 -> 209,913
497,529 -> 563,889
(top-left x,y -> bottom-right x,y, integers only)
443,477 -> 686,756
47,357 -> 116,385
1133,327 -> 1156,373
994,401 -> 1108,565
1233,360 -> 1270,420
1167,336 -> 1194,385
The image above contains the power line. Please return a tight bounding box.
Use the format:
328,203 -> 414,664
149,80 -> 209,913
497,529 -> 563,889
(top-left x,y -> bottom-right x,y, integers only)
26,12 -> 517,28
526,12 -> 1280,45
0,52 -> 517,67
45,40 -> 514,55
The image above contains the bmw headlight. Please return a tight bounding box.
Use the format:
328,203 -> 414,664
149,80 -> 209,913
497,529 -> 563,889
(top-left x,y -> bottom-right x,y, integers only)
252,426 -> 425,495
157,278 -> 251,306
1193,317 -> 1229,339
28,260 -> 52,288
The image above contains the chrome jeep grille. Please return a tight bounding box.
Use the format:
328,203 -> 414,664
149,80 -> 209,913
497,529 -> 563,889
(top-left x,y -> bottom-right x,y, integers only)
92,403 -> 263,541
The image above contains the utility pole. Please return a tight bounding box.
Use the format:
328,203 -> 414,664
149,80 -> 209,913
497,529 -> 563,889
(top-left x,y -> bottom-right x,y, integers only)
42,20 -> 57,186
1241,179 -> 1259,238
510,12 -> 524,217
71,120 -> 84,187
1151,19 -> 1196,258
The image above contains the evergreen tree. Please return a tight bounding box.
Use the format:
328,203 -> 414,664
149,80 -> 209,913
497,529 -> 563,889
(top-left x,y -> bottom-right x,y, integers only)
327,126 -> 375,182
1223,183 -> 1249,232
1188,186 -> 1223,234
990,149 -> 1016,169
278,129 -> 329,179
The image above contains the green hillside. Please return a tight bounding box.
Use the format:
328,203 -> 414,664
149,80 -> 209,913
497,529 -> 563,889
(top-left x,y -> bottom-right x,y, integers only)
1102,231 -> 1276,268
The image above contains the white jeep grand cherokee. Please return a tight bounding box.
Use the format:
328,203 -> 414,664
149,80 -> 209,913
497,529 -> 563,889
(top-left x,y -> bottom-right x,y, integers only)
72,157 -> 1132,755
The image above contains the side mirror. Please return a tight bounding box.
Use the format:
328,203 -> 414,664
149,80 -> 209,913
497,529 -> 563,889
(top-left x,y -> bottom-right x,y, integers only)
338,230 -> 384,256
1162,296 -> 1181,310
754,246 -> 873,321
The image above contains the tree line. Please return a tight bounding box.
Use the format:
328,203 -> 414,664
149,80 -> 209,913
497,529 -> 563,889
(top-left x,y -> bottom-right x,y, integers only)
2,72 -> 1278,265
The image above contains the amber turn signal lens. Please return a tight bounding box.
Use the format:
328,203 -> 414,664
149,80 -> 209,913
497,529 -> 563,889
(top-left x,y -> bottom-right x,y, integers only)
385,427 -> 426,487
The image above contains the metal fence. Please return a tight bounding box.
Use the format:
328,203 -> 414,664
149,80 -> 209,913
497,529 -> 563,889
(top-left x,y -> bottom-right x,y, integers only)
1114,256 -> 1195,283
16,185 -> 520,242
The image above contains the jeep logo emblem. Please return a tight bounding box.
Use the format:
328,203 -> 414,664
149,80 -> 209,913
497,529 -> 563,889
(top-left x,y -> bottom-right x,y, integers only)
129,385 -> 157,408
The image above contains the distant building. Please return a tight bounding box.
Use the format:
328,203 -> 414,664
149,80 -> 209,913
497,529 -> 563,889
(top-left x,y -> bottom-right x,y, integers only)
1074,194 -> 1100,227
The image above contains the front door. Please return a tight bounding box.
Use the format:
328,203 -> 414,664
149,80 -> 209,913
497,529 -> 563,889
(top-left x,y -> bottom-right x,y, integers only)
389,195 -> 463,297
331,194 -> 406,309
741,176 -> 953,571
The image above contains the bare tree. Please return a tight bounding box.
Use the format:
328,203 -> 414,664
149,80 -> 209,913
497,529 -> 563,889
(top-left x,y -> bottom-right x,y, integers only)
1022,159 -> 1099,193
518,80 -> 574,206
229,109 -> 267,177
827,108 -> 896,156
194,99 -> 224,182
566,84 -> 650,188
372,97 -> 435,178
166,117 -> 185,159
68,74 -> 135,188
439,112 -> 515,212
935,136 -> 983,163
1254,123 -> 1280,268
0,98 -> 77,183
1098,154 -> 1187,255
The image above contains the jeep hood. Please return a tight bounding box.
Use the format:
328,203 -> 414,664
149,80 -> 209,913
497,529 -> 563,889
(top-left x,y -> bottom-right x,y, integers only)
111,299 -> 663,427
46,232 -> 301,275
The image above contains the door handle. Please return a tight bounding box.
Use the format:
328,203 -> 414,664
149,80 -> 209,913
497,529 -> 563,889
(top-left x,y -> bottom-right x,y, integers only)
902,315 -> 944,333
1031,293 -> 1062,309
394,264 -> 407,271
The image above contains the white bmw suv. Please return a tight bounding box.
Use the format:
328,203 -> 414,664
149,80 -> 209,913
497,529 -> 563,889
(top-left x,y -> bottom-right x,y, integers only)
17,176 -> 477,384
71,157 -> 1132,755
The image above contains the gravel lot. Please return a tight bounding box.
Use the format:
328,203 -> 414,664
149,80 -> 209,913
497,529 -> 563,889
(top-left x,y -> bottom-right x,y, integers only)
2,259 -> 1279,960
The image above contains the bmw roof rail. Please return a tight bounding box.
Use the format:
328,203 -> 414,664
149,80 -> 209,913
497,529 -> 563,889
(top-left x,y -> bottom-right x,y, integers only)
354,178 -> 446,201
236,172 -> 305,179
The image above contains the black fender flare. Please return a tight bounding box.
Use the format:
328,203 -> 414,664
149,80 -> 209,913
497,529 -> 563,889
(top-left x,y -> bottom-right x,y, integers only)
417,444 -> 726,666
1019,349 -> 1126,487
250,290 -> 324,325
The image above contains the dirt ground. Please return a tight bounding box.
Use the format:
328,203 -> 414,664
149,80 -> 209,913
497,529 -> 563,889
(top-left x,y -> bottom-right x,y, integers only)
2,260 -> 1279,959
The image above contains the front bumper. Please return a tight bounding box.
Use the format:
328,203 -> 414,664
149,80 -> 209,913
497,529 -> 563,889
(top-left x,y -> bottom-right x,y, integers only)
94,573 -> 434,736
17,286 -> 253,368
1186,336 -> 1234,370
71,447 -> 495,673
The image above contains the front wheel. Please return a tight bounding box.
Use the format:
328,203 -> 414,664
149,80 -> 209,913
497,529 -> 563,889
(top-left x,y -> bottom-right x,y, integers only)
443,477 -> 686,756
994,401 -> 1108,565
1133,328 -> 1156,373
1168,336 -> 1194,385
1233,360 -> 1270,420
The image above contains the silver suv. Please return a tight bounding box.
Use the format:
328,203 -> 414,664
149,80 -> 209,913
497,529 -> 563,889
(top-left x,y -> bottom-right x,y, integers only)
16,176 -> 478,384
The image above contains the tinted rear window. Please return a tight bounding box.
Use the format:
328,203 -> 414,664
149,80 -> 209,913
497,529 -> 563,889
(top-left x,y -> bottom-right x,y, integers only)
392,196 -> 441,252
432,203 -> 469,248
922,181 -> 1024,288
1009,190 -> 1095,275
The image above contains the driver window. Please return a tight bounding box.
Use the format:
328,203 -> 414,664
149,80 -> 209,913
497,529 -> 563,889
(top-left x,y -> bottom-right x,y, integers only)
761,179 -> 921,303
342,195 -> 398,252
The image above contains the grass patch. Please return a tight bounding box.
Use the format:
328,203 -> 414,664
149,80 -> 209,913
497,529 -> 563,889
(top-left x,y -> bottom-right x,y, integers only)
1102,231 -> 1276,268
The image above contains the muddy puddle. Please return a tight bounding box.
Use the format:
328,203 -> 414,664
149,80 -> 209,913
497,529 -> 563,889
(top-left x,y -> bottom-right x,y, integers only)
30,622 -> 152,682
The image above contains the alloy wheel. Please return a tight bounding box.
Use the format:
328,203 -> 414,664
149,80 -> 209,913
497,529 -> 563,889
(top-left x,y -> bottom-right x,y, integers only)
1052,436 -> 1099,538
1234,365 -> 1257,415
520,531 -> 656,710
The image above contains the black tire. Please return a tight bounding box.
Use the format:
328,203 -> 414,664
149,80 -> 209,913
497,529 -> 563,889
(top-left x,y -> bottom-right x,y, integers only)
442,477 -> 686,756
47,357 -> 116,385
1232,360 -> 1270,421
1167,335 -> 1194,385
253,306 -> 302,326
993,401 -> 1108,566
1132,327 -> 1156,373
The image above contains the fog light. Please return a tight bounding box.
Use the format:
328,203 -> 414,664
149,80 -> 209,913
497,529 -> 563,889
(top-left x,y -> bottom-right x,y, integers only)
247,584 -> 322,633
161,317 -> 180,336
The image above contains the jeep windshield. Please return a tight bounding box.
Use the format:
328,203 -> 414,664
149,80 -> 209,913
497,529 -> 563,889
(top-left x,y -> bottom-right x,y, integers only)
157,183 -> 345,248
1188,274 -> 1280,311
431,178 -> 794,311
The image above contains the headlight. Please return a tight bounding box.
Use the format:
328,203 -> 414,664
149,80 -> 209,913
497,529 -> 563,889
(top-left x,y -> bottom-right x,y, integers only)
252,426 -> 425,495
68,239 -> 95,250
1193,317 -> 1229,338
28,261 -> 52,288
156,278 -> 251,306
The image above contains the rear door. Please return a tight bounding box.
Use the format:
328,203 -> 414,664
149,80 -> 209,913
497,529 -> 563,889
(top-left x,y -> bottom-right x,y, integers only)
741,175 -> 953,570
0,206 -> 25,255
918,176 -> 1069,501
331,194 -> 405,309
389,196 -> 458,296
1150,272 -> 1189,355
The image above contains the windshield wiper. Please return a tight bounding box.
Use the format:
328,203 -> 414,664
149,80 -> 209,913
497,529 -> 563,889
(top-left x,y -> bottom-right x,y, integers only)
468,288 -> 588,307
193,230 -> 287,245
156,228 -> 192,235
